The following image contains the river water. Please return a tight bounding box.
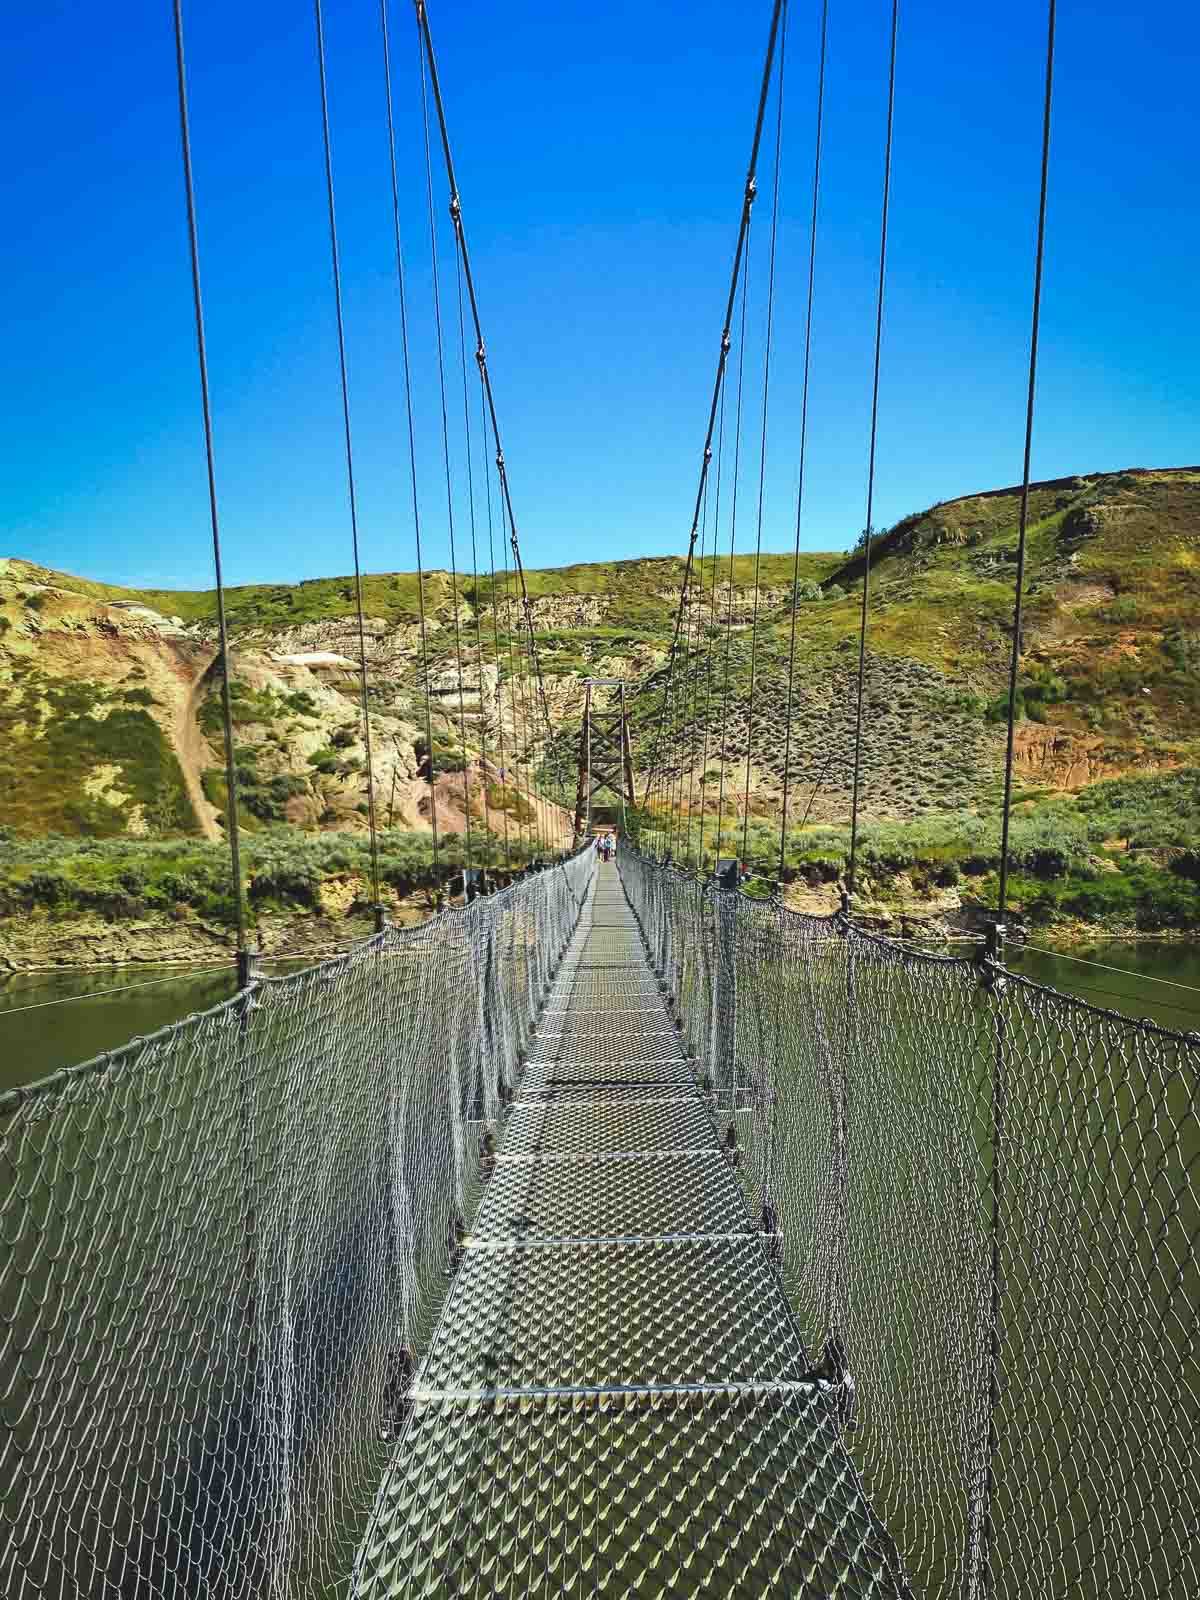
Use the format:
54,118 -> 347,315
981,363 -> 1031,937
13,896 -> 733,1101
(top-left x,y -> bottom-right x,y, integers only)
3,939 -> 1198,1099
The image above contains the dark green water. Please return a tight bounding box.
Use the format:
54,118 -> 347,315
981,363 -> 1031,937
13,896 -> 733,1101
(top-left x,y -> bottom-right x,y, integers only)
0,964 -> 240,1097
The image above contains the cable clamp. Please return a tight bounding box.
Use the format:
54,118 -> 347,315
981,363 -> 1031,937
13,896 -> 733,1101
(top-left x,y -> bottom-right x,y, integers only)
475,340 -> 487,369
449,192 -> 462,224
704,446 -> 713,464
745,175 -> 758,205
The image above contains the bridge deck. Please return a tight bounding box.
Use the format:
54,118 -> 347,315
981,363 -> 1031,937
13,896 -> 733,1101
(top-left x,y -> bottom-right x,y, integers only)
352,862 -> 905,1598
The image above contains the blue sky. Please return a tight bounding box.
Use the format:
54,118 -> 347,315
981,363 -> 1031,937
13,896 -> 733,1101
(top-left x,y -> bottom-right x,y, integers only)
2,1 -> 1196,590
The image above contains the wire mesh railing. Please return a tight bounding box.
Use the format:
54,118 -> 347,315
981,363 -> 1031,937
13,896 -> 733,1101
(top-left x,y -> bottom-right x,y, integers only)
619,840 -> 1200,1600
0,847 -> 595,1600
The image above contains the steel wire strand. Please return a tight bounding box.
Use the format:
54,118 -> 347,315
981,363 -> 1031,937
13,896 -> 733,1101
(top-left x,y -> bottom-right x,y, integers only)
642,0 -> 785,818
417,19 -> 473,879
847,0 -> 899,901
479,372 -> 512,871
696,380 -> 728,874
171,0 -> 247,955
313,0 -> 384,917
455,245 -> 492,863
778,0 -> 829,883
414,0 -> 555,799
996,0 -> 1056,926
741,0 -> 788,864
379,0 -> 439,870
714,232 -> 753,865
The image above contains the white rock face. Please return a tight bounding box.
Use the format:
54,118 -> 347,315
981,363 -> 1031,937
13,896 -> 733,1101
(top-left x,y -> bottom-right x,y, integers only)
271,651 -> 357,669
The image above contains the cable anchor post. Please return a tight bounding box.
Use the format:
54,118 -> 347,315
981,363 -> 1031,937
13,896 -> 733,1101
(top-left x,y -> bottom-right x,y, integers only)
236,948 -> 262,991
977,921 -> 1009,997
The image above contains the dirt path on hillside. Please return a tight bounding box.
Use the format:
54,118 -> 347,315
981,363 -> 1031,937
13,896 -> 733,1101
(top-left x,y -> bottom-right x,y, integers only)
174,649 -> 222,842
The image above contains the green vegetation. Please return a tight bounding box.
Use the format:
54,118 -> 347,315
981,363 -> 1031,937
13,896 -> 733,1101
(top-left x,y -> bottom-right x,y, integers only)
0,826 -> 546,926
0,669 -> 196,837
643,769 -> 1200,934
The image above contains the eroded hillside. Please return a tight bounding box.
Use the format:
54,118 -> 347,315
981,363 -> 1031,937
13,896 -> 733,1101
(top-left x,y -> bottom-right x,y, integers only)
2,465 -> 1197,846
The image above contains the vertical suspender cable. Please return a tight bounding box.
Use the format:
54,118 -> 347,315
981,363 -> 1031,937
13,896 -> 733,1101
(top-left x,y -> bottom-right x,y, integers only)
696,381 -> 727,873
641,0 -> 783,818
379,0 -> 439,872
997,1 -> 1056,927
846,0 -> 899,902
741,1 -> 788,864
416,1 -> 556,862
172,0 -> 248,960
456,258 -> 492,865
480,377 -> 512,871
714,243 -> 752,863
979,9 -> 1055,1593
778,0 -> 828,883
417,19 -> 473,880
313,0 -> 383,916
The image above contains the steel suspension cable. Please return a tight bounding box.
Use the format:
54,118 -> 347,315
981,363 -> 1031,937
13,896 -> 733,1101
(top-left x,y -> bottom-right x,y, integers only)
313,0 -> 383,917
417,20 -> 473,880
641,0 -> 784,815
846,0 -> 899,902
171,0 -> 248,960
997,0 -> 1056,926
378,0 -> 439,871
741,2 -> 788,863
778,0 -> 829,884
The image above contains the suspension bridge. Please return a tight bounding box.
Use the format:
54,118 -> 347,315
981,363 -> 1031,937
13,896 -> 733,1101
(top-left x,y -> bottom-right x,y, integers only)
3,0 -> 1198,1597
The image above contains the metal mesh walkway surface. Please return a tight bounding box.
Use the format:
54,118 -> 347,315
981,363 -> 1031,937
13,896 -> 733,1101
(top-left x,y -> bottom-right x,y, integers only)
352,862 -> 908,1599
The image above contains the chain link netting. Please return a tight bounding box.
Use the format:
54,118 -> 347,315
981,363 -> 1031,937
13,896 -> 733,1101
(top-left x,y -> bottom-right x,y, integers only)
619,841 -> 1200,1599
0,848 -> 595,1600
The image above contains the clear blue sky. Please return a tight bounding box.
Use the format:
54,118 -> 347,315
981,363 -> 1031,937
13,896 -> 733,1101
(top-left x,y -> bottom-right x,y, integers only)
2,1 -> 1196,590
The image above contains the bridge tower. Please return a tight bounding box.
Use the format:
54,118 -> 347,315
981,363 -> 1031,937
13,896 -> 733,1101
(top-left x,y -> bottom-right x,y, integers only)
571,678 -> 637,843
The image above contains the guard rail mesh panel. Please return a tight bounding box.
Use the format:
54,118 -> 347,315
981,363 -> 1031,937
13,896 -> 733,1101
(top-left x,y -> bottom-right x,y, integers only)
619,842 -> 1200,1600
0,849 -> 594,1600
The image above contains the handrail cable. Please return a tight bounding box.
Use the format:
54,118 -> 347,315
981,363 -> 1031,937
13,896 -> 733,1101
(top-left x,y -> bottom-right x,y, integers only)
777,0 -> 830,881
417,18 -> 474,877
1021,941 -> 1200,995
171,0 -> 248,957
313,0 -> 383,915
846,0 -> 899,900
642,0 -> 785,812
0,966 -> 236,1017
997,0 -> 1056,926
378,0 -> 439,869
741,0 -> 788,861
415,0 -> 556,786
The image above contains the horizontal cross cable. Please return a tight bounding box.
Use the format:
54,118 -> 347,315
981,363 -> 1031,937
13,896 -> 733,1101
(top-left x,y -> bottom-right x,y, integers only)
495,1149 -> 726,1165
410,1377 -> 828,1404
462,1230 -> 761,1251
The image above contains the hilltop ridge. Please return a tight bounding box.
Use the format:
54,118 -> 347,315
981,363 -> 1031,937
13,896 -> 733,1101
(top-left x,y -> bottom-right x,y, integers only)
2,465 -> 1198,842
